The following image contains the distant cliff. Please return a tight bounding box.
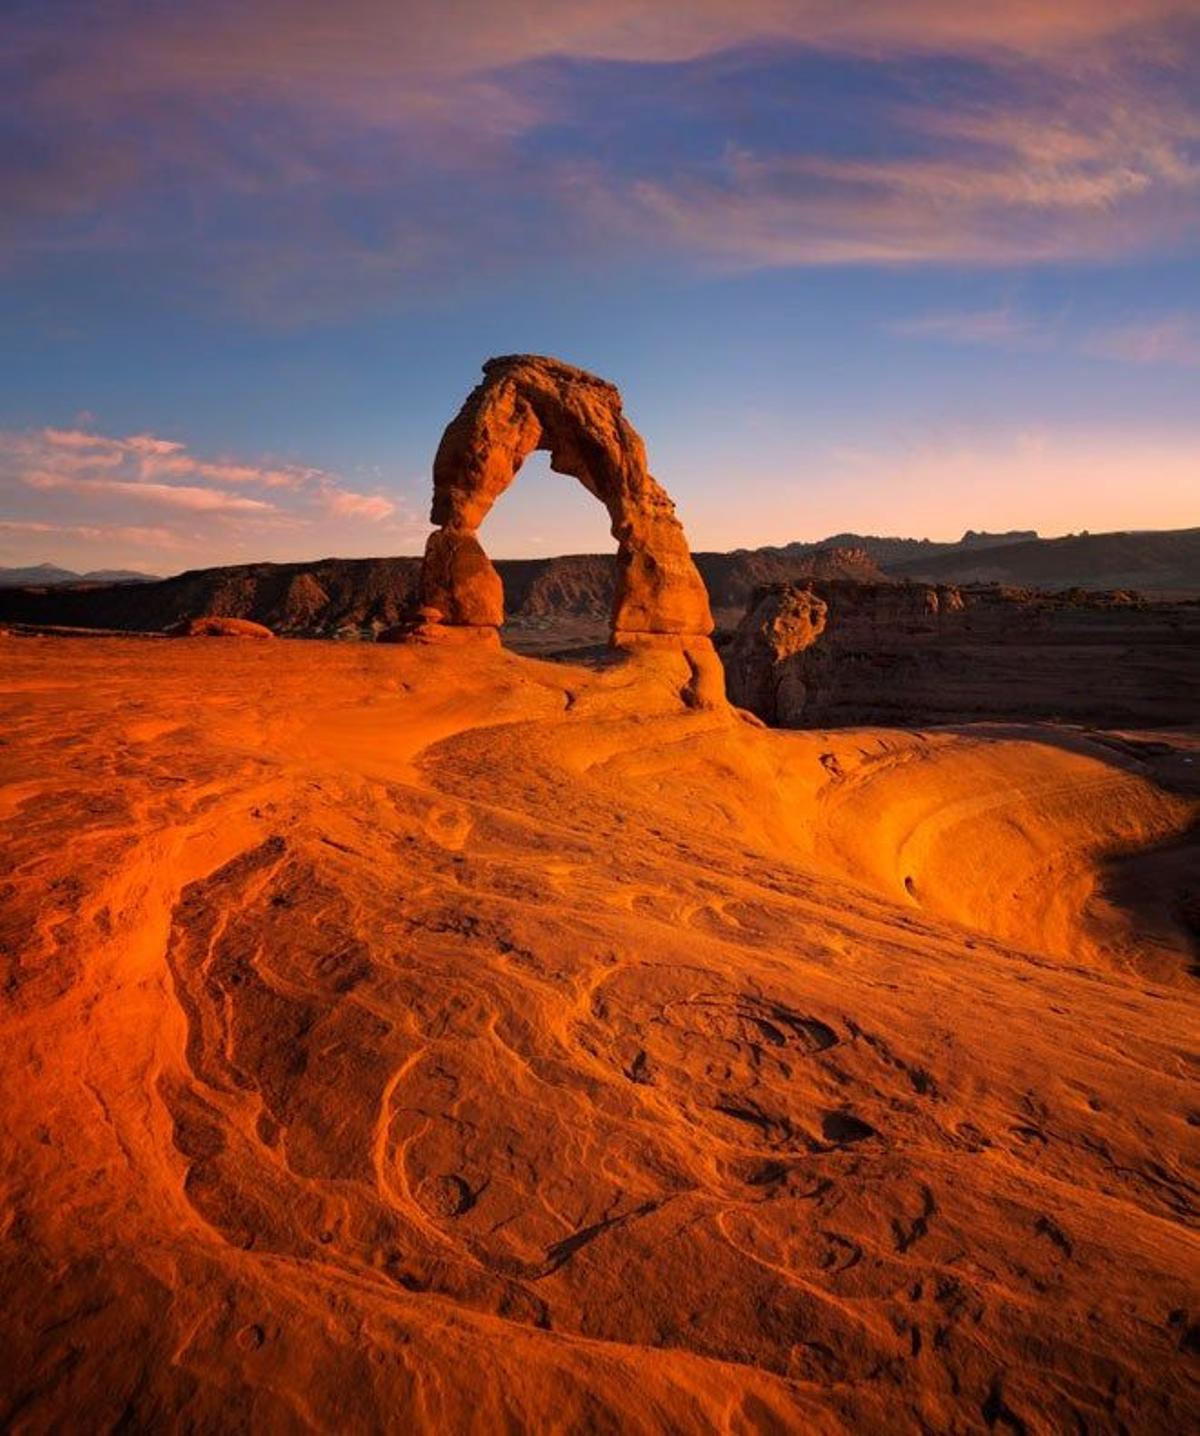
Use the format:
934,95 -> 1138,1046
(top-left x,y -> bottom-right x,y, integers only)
887,528 -> 1200,591
3,527 -> 1195,637
0,545 -> 886,636
723,578 -> 1199,728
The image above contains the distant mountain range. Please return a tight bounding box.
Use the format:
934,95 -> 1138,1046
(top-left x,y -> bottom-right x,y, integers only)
0,563 -> 159,588
1,528 -> 1195,635
765,527 -> 1199,592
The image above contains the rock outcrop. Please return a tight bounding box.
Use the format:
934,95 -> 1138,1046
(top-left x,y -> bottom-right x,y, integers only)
726,581 -> 965,725
724,580 -> 1197,729
414,355 -> 719,694
724,586 -> 829,726
166,616 -> 274,639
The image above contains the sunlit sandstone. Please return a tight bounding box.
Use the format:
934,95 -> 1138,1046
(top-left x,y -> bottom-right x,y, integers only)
1,635 -> 1196,1431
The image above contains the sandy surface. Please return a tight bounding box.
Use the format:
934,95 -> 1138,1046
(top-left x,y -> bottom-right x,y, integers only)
1,637 -> 1197,1432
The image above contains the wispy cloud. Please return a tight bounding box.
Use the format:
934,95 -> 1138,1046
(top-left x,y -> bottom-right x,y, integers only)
3,1 -> 1197,306
22,472 -> 276,513
0,518 -> 182,548
0,425 -> 413,571
320,486 -> 396,520
4,426 -> 393,515
891,307 -> 1054,346
893,303 -> 1200,368
1081,314 -> 1200,367
608,63 -> 1200,270
38,428 -> 319,487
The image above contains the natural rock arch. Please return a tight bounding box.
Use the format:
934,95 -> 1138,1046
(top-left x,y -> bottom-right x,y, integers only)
414,355 -> 715,652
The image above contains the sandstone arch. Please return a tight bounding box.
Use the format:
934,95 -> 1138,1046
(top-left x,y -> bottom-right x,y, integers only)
415,355 -> 715,657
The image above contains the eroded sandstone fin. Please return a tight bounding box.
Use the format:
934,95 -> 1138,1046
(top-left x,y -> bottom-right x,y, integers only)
407,356 -> 717,686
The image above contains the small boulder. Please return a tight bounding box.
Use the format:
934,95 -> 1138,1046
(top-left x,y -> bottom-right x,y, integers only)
166,616 -> 274,639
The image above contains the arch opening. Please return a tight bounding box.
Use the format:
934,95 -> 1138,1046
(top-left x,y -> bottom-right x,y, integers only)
481,449 -> 616,564
480,449 -> 617,657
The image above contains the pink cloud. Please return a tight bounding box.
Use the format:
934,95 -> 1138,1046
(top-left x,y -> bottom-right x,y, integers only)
23,471 -> 275,512
27,2 -> 1200,107
321,487 -> 395,520
139,453 -> 313,487
36,427 -> 318,488
0,519 -> 181,546
121,433 -> 188,457
42,427 -> 129,450
0,518 -> 57,533
0,423 -> 410,577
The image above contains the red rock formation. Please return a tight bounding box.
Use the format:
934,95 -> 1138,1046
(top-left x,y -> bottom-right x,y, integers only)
724,580 -> 1196,728
166,616 -> 274,639
378,605 -> 500,647
416,355 -> 720,695
724,586 -> 829,725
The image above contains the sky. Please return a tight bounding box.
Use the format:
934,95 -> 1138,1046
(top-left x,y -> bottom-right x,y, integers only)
1,0 -> 1198,574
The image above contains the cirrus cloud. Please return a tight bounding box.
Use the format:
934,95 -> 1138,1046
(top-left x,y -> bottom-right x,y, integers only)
22,472 -> 276,513
0,424 -> 415,573
3,0 -> 1197,310
890,303 -> 1200,369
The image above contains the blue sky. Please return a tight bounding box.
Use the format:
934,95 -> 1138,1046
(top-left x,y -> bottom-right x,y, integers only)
1,1 -> 1197,572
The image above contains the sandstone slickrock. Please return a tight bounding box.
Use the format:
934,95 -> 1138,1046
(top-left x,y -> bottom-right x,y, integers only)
378,603 -> 500,647
416,355 -> 720,695
2,637 -> 1197,1431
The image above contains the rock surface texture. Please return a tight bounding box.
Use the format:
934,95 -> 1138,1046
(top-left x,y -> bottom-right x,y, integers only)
1,637 -> 1197,1432
417,355 -> 720,695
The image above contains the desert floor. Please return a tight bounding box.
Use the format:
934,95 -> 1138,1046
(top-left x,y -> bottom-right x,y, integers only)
1,637 -> 1197,1433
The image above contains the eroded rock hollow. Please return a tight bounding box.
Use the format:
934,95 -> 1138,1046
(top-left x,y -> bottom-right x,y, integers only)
411,355 -> 720,694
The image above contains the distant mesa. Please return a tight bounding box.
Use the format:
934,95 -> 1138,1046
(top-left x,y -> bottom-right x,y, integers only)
959,529 -> 1038,548
166,616 -> 274,639
404,354 -> 722,698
